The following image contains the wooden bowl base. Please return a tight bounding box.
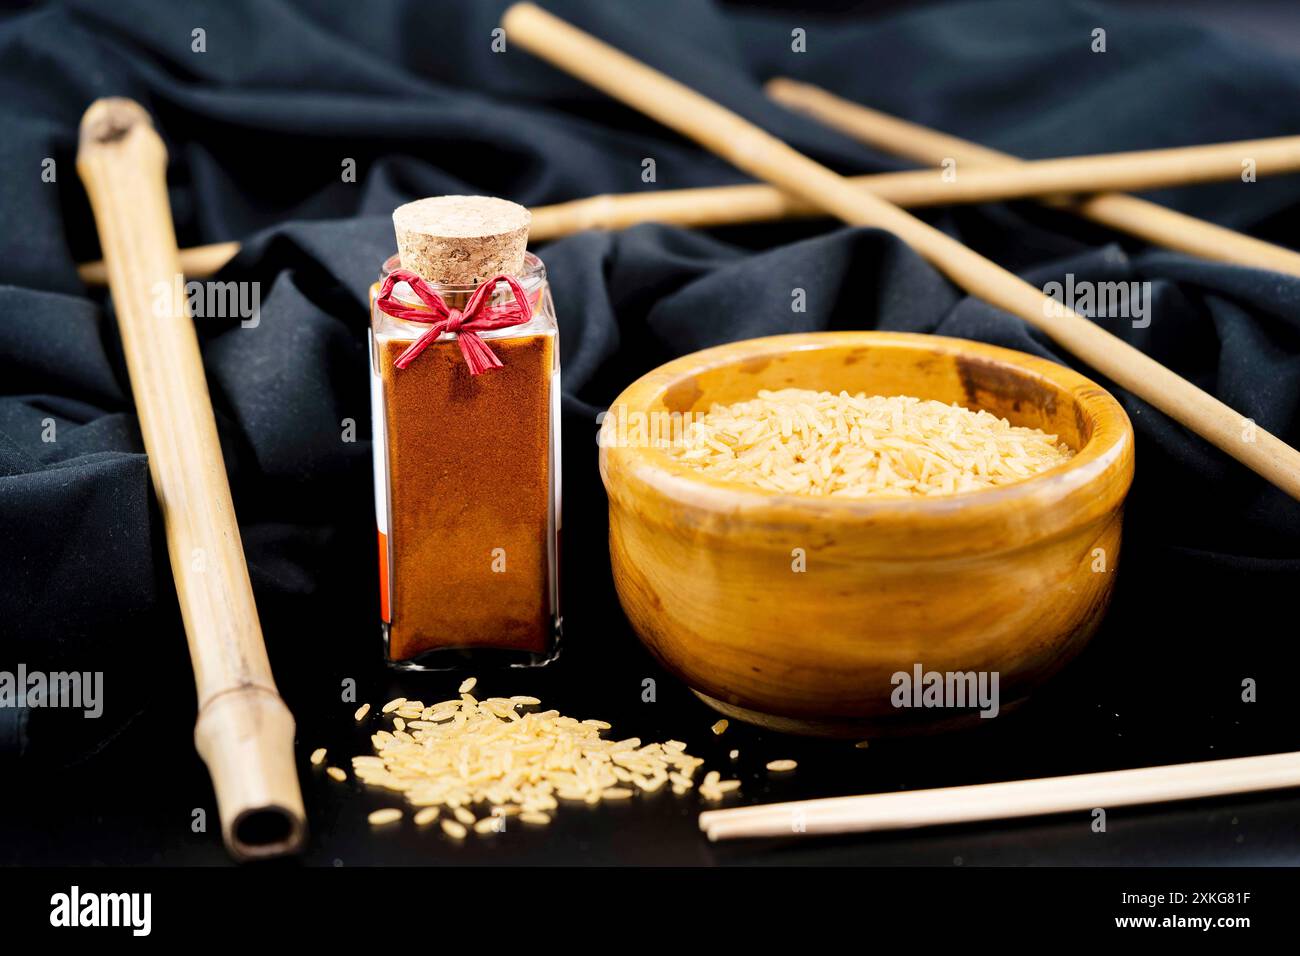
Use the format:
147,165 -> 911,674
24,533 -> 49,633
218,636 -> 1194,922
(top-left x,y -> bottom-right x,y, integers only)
691,689 -> 1027,738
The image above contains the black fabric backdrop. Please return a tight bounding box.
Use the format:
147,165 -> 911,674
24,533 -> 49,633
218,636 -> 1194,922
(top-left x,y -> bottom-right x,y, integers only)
1,0 -> 1299,863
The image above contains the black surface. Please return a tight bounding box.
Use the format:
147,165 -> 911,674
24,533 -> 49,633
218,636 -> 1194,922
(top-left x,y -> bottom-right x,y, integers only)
1,0 -> 1299,866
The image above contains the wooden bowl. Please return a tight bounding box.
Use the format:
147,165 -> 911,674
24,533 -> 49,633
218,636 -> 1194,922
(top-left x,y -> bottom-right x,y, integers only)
599,332 -> 1134,736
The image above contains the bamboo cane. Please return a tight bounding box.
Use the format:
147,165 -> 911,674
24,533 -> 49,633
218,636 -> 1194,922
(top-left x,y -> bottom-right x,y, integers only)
77,98 -> 306,861
75,132 -> 1300,283
500,2 -> 1300,501
766,77 -> 1300,278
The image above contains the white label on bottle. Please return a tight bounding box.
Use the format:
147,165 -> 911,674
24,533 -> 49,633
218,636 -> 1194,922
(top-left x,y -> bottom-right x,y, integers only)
369,337 -> 389,537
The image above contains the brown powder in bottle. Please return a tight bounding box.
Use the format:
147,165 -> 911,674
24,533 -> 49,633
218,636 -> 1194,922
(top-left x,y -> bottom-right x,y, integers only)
380,331 -> 554,660
372,196 -> 556,663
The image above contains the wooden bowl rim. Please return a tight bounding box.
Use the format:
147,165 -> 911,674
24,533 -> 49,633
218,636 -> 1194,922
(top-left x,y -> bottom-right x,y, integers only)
600,331 -> 1134,533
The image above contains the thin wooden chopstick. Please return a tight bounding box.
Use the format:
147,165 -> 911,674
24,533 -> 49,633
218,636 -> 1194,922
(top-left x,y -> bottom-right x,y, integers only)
500,2 -> 1300,500
533,139 -> 1300,238
698,751 -> 1300,840
531,135 -> 1300,235
75,133 -> 1300,284
869,136 -> 1300,204
78,240 -> 239,286
766,77 -> 1300,279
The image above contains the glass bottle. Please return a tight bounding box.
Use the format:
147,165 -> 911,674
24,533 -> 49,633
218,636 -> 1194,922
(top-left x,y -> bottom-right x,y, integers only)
368,198 -> 560,668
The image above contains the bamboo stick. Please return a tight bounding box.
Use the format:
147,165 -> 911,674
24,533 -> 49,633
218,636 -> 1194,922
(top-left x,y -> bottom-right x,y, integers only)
77,239 -> 241,286
501,2 -> 1300,501
766,77 -> 1300,279
535,138 -> 1300,234
78,241 -> 237,285
530,135 -> 1300,235
77,98 -> 306,861
698,751 -> 1300,841
75,132 -> 1300,283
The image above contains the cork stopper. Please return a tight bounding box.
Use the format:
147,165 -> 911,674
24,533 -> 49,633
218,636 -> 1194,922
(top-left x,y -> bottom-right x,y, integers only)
393,196 -> 531,286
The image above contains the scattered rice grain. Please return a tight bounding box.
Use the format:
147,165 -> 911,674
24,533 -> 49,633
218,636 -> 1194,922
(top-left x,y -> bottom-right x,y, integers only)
454,807 -> 476,826
350,680 -> 720,841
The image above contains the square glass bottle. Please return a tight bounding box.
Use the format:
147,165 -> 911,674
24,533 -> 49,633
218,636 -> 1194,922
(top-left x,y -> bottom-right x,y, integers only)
368,197 -> 560,668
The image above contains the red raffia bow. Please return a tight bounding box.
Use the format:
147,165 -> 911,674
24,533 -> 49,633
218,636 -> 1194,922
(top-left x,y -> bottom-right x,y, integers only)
374,269 -> 533,374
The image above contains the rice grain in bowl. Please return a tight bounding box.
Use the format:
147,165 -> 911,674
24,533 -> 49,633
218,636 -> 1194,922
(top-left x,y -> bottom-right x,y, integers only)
599,332 -> 1134,736
666,389 -> 1074,497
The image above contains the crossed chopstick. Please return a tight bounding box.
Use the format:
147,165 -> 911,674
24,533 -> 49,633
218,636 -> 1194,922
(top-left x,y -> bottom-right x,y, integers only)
766,77 -> 1300,278
497,3 -> 1300,502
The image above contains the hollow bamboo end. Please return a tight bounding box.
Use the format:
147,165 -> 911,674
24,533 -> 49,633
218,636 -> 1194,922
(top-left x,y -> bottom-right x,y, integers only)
194,687 -> 306,861
79,98 -> 153,150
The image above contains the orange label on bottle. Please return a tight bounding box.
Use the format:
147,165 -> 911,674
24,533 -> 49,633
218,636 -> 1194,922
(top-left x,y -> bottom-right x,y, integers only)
378,529 -> 391,623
